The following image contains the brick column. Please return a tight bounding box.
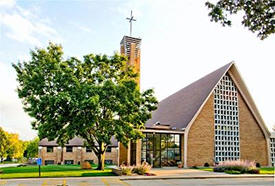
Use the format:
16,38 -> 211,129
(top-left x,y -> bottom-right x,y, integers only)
135,139 -> 141,166
127,141 -> 131,165
57,147 -> 61,164
119,142 -> 131,165
181,134 -> 184,166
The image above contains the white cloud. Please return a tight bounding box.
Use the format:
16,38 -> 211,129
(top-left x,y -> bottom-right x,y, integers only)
0,1 -> 62,46
78,25 -> 92,33
0,61 -> 36,140
0,0 -> 15,8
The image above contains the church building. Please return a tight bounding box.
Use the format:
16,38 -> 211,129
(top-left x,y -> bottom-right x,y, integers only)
118,34 -> 272,168
38,31 -> 273,167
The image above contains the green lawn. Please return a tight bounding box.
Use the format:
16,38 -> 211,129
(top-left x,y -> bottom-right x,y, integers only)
259,167 -> 275,174
196,167 -> 275,174
0,165 -> 115,179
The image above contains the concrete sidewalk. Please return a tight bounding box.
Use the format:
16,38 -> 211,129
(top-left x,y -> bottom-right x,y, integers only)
120,168 -> 274,180
0,163 -> 20,168
0,168 -> 273,181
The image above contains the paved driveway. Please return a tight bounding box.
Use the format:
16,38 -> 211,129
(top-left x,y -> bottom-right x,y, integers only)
0,177 -> 274,186
0,164 -> 20,168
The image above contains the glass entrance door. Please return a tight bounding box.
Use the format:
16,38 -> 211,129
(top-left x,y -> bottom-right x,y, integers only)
141,133 -> 181,168
153,134 -> 161,167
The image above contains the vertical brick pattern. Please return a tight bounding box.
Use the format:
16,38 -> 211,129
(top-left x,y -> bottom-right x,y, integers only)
136,139 -> 141,166
238,94 -> 268,165
119,143 -> 128,165
181,134 -> 184,165
187,94 -> 214,166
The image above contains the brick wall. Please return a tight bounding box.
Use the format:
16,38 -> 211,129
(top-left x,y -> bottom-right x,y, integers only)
187,94 -> 215,167
119,143 -> 128,165
39,146 -> 118,165
238,93 -> 268,166
186,91 -> 269,167
39,147 -> 58,165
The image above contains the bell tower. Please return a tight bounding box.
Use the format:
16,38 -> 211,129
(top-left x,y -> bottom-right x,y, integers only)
120,36 -> 141,86
118,11 -> 142,166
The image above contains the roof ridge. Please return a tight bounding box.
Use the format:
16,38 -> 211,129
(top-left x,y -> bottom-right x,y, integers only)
146,62 -> 233,129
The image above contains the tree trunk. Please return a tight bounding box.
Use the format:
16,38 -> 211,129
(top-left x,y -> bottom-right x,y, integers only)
61,146 -> 64,164
97,152 -> 105,170
96,142 -> 105,170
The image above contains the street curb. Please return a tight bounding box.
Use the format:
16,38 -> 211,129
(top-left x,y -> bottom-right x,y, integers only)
0,174 -> 273,181
120,175 -> 274,181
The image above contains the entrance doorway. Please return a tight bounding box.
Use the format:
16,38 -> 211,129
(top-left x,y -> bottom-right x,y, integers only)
141,133 -> 181,167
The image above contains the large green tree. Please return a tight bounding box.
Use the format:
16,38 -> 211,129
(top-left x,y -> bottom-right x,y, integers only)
205,0 -> 275,40
13,43 -> 157,170
0,127 -> 9,162
24,137 -> 39,159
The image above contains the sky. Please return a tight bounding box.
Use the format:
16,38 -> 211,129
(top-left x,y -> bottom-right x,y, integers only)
0,0 -> 274,140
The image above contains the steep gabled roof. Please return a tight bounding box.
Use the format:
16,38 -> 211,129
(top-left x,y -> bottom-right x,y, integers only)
146,62 -> 270,138
146,62 -> 233,130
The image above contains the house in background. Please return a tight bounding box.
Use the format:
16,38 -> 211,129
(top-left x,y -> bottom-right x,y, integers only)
38,137 -> 118,165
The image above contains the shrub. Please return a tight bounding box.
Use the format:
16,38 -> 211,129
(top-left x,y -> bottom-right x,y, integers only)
204,162 -> 210,167
214,160 -> 259,174
256,162 -> 261,168
120,164 -> 133,175
214,166 -> 226,172
0,170 -> 2,174
225,170 -> 241,174
81,161 -> 92,169
133,162 -> 152,175
191,165 -> 198,169
247,168 -> 260,174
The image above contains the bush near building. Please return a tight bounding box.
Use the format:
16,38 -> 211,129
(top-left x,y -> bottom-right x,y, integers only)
214,160 -> 259,174
120,162 -> 152,176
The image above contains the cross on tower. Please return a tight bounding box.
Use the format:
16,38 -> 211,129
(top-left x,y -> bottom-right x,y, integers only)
126,10 -> 136,36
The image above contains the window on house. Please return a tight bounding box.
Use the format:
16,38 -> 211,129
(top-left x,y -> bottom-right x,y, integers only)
45,160 -> 54,165
64,160 -> 74,165
86,147 -> 92,152
106,146 -> 112,152
270,138 -> 275,166
105,160 -> 113,165
66,146 -> 73,152
47,146 -> 53,153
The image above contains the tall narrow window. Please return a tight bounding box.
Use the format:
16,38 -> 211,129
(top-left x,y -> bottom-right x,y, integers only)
214,74 -> 240,162
270,138 -> 275,166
